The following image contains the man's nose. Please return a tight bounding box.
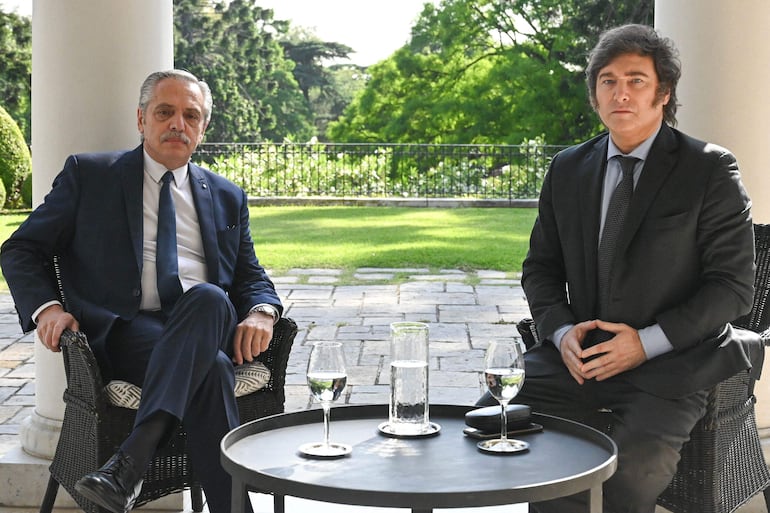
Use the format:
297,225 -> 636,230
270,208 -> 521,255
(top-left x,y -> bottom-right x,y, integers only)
169,112 -> 185,131
613,82 -> 630,101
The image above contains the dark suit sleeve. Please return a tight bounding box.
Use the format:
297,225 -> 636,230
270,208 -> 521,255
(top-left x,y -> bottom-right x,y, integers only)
0,156 -> 80,331
656,148 -> 755,349
521,153 -> 576,339
229,187 -> 283,320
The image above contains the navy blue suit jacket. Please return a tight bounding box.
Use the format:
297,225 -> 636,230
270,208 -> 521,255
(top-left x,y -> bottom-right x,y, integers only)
1,145 -> 282,364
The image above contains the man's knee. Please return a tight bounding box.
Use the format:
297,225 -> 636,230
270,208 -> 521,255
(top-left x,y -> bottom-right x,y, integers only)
176,283 -> 236,325
184,283 -> 229,308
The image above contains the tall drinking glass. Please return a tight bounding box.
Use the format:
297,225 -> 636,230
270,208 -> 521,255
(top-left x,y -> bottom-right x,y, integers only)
298,341 -> 352,458
381,321 -> 439,437
477,340 -> 529,454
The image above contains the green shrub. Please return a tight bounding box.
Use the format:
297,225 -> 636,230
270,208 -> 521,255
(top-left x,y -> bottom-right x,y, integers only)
20,172 -> 31,207
0,104 -> 32,209
0,178 -> 7,210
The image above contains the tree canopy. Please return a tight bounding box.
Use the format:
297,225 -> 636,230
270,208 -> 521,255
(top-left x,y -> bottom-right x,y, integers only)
1,0 -> 654,146
0,10 -> 31,143
328,0 -> 653,145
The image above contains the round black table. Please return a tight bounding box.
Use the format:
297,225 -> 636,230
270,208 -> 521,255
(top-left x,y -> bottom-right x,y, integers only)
221,404 -> 617,513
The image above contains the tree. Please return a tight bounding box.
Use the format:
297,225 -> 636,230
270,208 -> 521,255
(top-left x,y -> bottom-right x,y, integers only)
280,29 -> 360,140
0,10 -> 31,143
174,0 -> 314,142
329,0 -> 653,145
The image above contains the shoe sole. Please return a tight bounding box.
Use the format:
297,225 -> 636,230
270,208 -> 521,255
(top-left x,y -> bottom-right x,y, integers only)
74,478 -> 133,513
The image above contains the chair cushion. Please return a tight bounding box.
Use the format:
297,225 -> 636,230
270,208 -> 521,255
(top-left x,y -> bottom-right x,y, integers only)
104,360 -> 272,409
233,360 -> 272,397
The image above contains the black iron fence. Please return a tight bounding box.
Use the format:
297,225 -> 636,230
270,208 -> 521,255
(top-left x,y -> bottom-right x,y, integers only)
194,142 -> 568,200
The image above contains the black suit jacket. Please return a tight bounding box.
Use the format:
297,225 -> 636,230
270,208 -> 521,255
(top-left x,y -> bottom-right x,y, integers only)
522,124 -> 758,398
1,145 -> 282,365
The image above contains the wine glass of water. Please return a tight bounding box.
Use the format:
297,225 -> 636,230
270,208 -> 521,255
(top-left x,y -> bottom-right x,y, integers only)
478,340 -> 528,454
299,341 -> 352,458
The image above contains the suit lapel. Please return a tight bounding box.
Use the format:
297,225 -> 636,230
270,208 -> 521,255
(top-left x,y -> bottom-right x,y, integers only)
188,164 -> 220,284
120,146 -> 145,273
579,135 -> 609,312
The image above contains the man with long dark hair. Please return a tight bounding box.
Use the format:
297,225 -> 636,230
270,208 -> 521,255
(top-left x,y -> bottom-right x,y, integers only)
479,25 -> 759,512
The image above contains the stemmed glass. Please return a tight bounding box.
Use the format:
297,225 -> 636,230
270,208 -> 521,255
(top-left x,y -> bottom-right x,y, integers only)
298,341 -> 352,458
477,340 -> 529,454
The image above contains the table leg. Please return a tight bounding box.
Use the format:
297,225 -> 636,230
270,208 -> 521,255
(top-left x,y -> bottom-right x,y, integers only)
587,485 -> 603,513
231,478 -> 249,513
274,494 -> 286,513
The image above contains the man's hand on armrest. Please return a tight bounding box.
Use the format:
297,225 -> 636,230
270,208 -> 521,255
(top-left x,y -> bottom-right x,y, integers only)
36,304 -> 79,352
232,312 -> 275,365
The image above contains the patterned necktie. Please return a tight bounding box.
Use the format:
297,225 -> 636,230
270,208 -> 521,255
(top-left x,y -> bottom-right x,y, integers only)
597,156 -> 639,317
156,171 -> 183,313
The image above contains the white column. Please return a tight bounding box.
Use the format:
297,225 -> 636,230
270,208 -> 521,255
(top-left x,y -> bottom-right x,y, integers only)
656,0 -> 770,458
24,0 -> 173,460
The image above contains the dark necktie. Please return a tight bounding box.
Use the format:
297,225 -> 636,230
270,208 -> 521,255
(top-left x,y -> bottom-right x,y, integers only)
597,156 -> 639,317
156,171 -> 183,313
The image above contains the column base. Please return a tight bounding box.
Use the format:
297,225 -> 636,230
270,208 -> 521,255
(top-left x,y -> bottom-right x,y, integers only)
20,410 -> 61,460
0,444 -> 183,510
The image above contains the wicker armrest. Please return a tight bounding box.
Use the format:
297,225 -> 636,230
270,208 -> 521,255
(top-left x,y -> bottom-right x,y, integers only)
516,318 -> 540,350
255,317 -> 297,394
58,329 -> 110,411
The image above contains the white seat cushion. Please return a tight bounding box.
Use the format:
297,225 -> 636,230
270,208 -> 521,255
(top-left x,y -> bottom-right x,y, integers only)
104,360 -> 272,409
233,360 -> 272,397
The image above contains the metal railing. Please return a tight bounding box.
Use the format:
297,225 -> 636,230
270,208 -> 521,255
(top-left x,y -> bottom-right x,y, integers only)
194,142 -> 568,200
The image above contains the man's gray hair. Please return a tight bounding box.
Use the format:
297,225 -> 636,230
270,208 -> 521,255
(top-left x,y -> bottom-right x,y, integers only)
138,69 -> 213,125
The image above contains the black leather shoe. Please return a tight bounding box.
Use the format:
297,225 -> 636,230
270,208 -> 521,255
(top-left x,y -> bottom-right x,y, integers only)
74,451 -> 144,513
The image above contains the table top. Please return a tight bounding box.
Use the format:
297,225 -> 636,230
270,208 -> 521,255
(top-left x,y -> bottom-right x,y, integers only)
221,404 -> 617,510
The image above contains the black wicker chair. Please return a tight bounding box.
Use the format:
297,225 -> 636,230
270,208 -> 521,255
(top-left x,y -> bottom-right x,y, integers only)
39,316 -> 297,513
517,223 -> 770,513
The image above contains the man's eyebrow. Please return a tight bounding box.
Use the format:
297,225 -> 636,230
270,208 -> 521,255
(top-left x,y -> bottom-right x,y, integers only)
599,70 -> 651,78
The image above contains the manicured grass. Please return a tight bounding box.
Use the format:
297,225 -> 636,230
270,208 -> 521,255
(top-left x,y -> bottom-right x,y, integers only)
0,206 -> 537,289
249,206 -> 536,274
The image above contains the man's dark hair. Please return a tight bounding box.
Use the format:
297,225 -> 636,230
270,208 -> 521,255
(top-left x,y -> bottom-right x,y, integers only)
586,24 -> 681,126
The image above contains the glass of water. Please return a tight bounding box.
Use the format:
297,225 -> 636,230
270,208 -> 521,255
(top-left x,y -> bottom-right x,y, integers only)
477,340 -> 528,454
299,341 -> 352,458
380,322 -> 440,437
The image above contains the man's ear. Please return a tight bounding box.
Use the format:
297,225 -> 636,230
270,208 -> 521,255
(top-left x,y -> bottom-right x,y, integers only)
137,108 -> 145,134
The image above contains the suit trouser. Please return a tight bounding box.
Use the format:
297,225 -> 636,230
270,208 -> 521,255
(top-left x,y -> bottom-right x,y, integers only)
105,283 -> 249,513
477,343 -> 708,513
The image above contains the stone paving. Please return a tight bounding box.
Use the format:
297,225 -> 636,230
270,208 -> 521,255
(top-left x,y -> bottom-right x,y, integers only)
0,267 -> 530,460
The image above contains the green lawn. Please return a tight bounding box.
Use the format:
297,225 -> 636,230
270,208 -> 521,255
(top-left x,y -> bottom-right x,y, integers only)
0,206 -> 537,288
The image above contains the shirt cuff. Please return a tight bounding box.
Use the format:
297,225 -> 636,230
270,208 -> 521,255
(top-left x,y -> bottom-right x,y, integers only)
638,323 -> 674,360
248,303 -> 279,325
32,300 -> 62,325
551,324 -> 574,351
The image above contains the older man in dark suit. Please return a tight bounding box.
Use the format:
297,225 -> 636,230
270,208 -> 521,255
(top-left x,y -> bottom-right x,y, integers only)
478,25 -> 759,513
1,69 -> 280,513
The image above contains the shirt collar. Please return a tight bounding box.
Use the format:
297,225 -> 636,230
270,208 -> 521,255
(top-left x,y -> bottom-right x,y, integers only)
143,149 -> 189,186
606,124 -> 662,163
